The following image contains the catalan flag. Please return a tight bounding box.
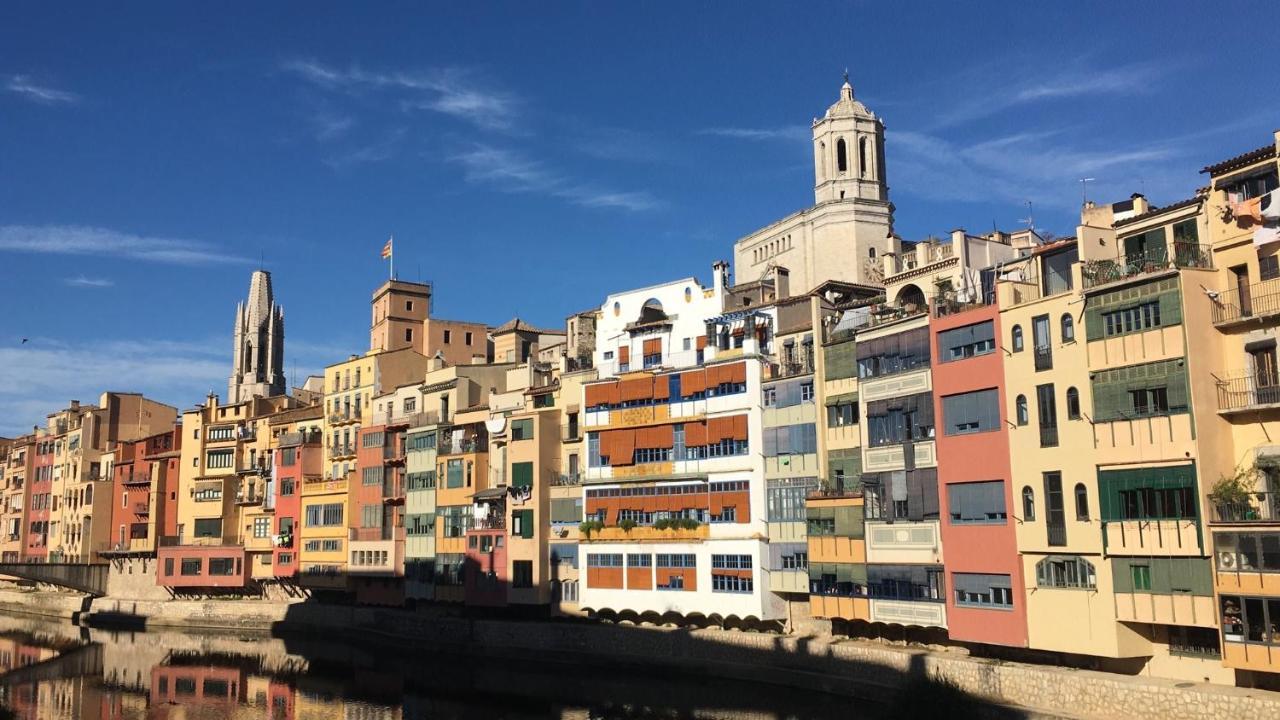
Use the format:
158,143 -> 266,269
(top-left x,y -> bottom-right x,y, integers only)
381,236 -> 393,259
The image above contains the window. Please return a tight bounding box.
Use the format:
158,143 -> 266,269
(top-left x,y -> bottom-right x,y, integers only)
208,558 -> 236,576
712,572 -> 754,593
443,330 -> 452,343
865,393 -> 934,447
1215,532 -> 1280,573
193,518 -> 222,538
1011,325 -> 1023,352
511,462 -> 533,489
512,509 -> 534,539
1131,564 -> 1152,591
1022,486 -> 1035,521
767,478 -> 818,521
406,300 -> 413,311
948,481 -> 1007,524
1074,483 -> 1090,521
512,560 -> 533,588
800,382 -> 814,402
954,573 -> 1013,609
1044,472 -> 1066,546
280,447 -> 297,467
1102,301 -> 1162,337
1261,255 -> 1280,282
867,565 -> 944,602
1090,359 -> 1188,421
942,388 -> 1000,435
836,137 -> 847,173
856,327 -> 930,379
1066,387 -> 1081,420
763,423 -> 818,456
1037,384 -> 1058,447
465,331 -> 473,345
1061,314 -> 1075,343
827,399 -> 858,427
446,459 -> 464,488
405,328 -> 413,342
938,321 -> 995,362
1015,395 -> 1028,425
304,503 -> 344,527
762,387 -> 776,407
510,418 -> 534,441
180,558 -> 201,576
587,553 -> 623,568
253,517 -> 271,538
362,431 -> 385,448
1035,556 -> 1096,589
362,466 -> 384,486
206,450 -> 233,469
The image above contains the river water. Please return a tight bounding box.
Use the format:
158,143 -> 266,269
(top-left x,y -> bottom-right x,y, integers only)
0,613 -> 880,719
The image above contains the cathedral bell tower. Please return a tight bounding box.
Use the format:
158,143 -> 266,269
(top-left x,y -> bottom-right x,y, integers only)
812,73 -> 887,204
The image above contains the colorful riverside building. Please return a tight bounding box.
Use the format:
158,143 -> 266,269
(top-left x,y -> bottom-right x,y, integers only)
1201,133 -> 1280,680
578,264 -> 780,623
1,436 -> 33,562
267,403 -> 324,587
103,426 -> 182,556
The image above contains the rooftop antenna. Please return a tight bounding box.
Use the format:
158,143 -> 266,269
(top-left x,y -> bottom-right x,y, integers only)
1080,178 -> 1096,206
1018,201 -> 1035,231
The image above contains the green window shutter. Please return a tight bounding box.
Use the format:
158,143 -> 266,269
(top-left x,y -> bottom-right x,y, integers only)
1157,287 -> 1183,327
1112,559 -> 1134,593
512,461 -> 534,488
1165,361 -> 1190,413
1084,300 -> 1106,341
519,510 -> 534,539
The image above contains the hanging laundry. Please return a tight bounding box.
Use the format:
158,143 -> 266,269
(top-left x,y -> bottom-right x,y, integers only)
1262,188 -> 1280,222
1234,196 -> 1264,225
1255,225 -> 1280,248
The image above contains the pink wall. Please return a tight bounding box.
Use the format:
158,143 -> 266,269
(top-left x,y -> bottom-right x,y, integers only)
156,545 -> 247,588
931,304 -> 1028,648
465,529 -> 509,607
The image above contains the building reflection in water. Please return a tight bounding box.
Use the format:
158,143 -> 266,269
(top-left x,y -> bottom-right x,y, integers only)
0,615 -> 860,720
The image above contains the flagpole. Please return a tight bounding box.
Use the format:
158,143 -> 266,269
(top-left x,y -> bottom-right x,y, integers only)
389,235 -> 394,281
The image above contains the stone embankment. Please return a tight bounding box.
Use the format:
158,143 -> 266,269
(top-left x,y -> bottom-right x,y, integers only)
0,585 -> 1277,720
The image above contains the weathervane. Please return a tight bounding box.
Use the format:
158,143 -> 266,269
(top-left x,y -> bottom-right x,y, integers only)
843,68 -> 850,84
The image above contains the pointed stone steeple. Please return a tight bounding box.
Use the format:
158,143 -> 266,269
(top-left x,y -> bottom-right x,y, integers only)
229,270 -> 286,402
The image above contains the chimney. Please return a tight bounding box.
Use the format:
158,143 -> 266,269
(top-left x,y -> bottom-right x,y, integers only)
69,400 -> 80,411
1131,193 -> 1150,215
772,266 -> 791,300
712,260 -> 730,297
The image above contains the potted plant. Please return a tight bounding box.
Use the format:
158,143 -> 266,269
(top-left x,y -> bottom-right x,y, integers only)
1210,465 -> 1261,521
618,519 -> 637,533
578,520 -> 604,538
652,518 -> 673,531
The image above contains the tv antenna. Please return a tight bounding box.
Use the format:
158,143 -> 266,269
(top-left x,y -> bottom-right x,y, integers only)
1018,201 -> 1035,231
1079,178 -> 1096,206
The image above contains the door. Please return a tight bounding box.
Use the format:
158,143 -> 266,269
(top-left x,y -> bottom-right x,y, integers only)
1032,315 -> 1052,370
1234,265 -> 1253,318
1252,346 -> 1279,404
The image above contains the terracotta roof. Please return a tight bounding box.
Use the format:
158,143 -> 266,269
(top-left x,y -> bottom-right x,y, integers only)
493,317 -> 563,335
1201,143 -> 1277,176
1113,196 -> 1202,228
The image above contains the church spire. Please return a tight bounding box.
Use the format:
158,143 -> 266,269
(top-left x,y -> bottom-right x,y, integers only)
228,269 -> 286,403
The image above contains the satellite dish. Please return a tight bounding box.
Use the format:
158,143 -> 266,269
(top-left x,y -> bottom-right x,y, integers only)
485,415 -> 507,434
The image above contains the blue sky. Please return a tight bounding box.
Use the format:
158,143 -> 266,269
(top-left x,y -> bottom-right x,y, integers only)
1,2 -> 1276,435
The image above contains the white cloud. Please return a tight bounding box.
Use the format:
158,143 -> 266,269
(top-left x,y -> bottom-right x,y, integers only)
0,334 -> 341,436
282,59 -> 517,131
697,126 -> 809,142
449,144 -> 659,212
0,225 -> 251,265
5,74 -> 79,105
62,275 -> 113,288
323,128 -> 406,169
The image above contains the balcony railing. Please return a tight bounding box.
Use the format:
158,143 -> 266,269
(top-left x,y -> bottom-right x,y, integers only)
1081,242 -> 1212,290
1212,491 -> 1280,523
437,437 -> 487,455
349,527 -> 394,542
234,489 -> 263,505
1217,372 -> 1280,413
551,473 -> 582,487
933,290 -> 989,318
865,304 -> 927,329
1039,425 -> 1059,448
327,444 -> 354,460
1212,277 -> 1280,326
122,472 -> 152,486
774,349 -> 815,379
278,430 -> 322,448
1034,345 -> 1053,371
1047,524 -> 1067,547
473,516 -> 506,531
134,503 -> 150,515
381,409 -> 440,428
383,477 -> 405,501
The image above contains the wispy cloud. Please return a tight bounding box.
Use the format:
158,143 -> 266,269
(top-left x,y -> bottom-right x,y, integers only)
449,144 -> 659,212
282,59 -> 517,131
62,275 -> 113,288
5,74 -> 79,105
697,126 -> 809,142
323,128 -> 406,169
0,225 -> 252,265
311,110 -> 355,141
931,62 -> 1168,129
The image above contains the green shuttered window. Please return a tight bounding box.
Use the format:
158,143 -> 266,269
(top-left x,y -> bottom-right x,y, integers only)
1084,277 -> 1182,341
511,461 -> 534,488
1090,358 -> 1189,422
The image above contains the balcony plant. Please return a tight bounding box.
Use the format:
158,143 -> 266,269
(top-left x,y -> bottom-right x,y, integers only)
579,520 -> 604,538
618,519 -> 637,533
652,518 -> 673,531
676,517 -> 700,530
1210,464 -> 1262,521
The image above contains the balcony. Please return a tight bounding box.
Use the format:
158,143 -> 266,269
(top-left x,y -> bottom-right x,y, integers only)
328,410 -> 362,425
551,473 -> 582,487
1033,345 -> 1053,371
474,516 -> 506,531
234,487 -> 264,505
1213,277 -> 1280,327
1081,242 -> 1212,290
380,409 -> 440,428
1047,523 -> 1067,547
134,502 -> 150,515
773,349 -> 815,379
382,444 -> 405,464
1039,425 -> 1059,448
350,527 -> 394,542
383,477 -> 405,503
1216,372 -> 1280,414
122,472 -> 152,486
327,444 -> 355,460
438,437 -> 487,455
278,429 -> 322,447
865,304 -> 927,329
933,290 -> 989,318
1212,491 -> 1280,524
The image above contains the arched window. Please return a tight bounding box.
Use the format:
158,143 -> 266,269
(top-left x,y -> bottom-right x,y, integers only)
1074,483 -> 1089,521
1061,314 -> 1075,343
1022,487 -> 1035,521
836,138 -> 848,173
869,247 -> 876,259
1011,325 -> 1024,352
1066,387 -> 1081,419
859,137 -> 869,178
1016,395 -> 1029,425
1035,556 -> 1096,588
818,141 -> 826,179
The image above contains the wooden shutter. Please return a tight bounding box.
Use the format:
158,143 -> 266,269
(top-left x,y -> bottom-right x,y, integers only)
652,375 -> 671,401
681,369 -> 707,394
697,335 -> 708,350
727,362 -> 747,384
610,430 -> 636,466
685,421 -> 707,447
512,462 -> 533,488
643,338 -> 661,354
618,346 -> 630,364
619,376 -> 653,402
